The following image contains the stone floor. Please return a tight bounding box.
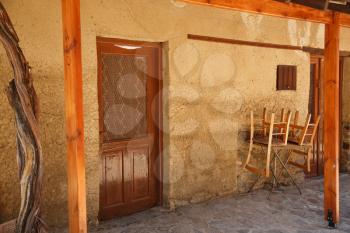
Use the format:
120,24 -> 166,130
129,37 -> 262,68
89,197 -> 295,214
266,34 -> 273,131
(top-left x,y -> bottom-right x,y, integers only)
57,174 -> 350,233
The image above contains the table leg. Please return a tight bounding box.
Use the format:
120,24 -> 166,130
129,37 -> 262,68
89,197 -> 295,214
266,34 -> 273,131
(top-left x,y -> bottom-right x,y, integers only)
275,149 -> 292,181
248,173 -> 262,193
275,152 -> 302,195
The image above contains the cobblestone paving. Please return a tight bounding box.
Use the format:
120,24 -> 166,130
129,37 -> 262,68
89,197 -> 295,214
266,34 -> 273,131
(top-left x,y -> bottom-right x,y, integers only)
56,174 -> 350,233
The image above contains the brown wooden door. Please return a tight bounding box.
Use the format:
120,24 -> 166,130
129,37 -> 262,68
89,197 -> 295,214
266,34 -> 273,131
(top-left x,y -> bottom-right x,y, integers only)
309,55 -> 343,177
309,56 -> 324,177
97,37 -> 162,220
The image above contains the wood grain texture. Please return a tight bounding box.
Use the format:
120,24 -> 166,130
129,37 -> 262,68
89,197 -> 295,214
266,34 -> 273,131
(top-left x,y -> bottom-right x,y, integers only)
339,12 -> 350,27
97,38 -> 162,220
0,2 -> 47,233
182,0 -> 350,27
323,12 -> 340,223
188,34 -> 350,56
61,0 -> 87,232
188,34 -> 303,51
181,0 -> 332,24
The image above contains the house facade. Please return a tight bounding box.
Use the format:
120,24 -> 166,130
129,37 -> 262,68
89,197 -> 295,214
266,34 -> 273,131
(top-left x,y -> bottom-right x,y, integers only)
0,0 -> 350,227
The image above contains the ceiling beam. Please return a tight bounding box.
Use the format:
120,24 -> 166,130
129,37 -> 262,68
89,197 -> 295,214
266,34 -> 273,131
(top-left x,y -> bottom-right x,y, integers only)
181,0 -> 332,23
339,12 -> 350,26
180,0 -> 350,27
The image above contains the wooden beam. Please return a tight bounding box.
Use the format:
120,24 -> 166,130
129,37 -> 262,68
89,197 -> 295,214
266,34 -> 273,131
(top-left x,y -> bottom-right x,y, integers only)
181,0 -> 350,27
303,46 -> 350,57
188,34 -> 350,56
323,12 -> 340,224
61,0 -> 87,233
188,34 -> 303,50
339,13 -> 350,27
181,0 -> 332,24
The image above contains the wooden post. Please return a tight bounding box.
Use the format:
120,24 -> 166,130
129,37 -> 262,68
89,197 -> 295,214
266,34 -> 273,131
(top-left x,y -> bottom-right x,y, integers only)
324,12 -> 340,223
61,0 -> 87,232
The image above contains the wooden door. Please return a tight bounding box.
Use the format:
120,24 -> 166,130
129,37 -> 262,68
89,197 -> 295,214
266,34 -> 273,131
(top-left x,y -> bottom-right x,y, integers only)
309,56 -> 324,177
97,37 -> 162,220
309,55 -> 343,177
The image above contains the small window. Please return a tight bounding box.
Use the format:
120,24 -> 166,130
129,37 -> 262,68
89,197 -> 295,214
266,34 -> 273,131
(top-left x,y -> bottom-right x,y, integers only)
276,65 -> 297,91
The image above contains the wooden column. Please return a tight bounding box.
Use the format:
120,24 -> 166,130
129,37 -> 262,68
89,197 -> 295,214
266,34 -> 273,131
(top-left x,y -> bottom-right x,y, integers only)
61,0 -> 87,232
324,12 -> 340,223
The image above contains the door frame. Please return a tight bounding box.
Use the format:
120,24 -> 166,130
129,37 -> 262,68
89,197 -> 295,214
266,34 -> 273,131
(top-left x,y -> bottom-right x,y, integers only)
96,36 -> 164,218
309,54 -> 344,176
309,55 -> 324,176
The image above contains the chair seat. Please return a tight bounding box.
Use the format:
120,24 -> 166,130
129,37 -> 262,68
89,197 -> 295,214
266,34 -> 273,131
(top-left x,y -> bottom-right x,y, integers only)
253,136 -> 285,146
287,136 -> 300,145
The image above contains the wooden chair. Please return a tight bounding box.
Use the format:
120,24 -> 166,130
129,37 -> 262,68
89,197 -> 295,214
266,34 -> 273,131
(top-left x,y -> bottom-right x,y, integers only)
287,114 -> 321,172
243,110 -> 292,178
281,109 -> 299,137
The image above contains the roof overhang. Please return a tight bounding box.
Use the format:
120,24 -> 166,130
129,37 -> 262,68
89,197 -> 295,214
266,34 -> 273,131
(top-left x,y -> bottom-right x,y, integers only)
180,0 -> 350,27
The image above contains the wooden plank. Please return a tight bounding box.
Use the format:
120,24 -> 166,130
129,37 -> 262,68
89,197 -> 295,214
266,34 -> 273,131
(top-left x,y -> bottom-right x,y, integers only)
188,34 -> 303,50
61,0 -> 87,232
323,12 -> 340,224
303,47 -> 350,57
339,13 -> 350,27
188,34 -> 350,56
182,0 -> 350,27
181,0 -> 332,24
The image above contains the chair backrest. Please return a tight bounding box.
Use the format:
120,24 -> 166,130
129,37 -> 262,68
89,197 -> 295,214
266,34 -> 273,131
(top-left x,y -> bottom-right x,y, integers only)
298,114 -> 321,146
271,111 -> 292,145
248,108 -> 268,137
291,111 -> 299,137
265,111 -> 291,177
261,108 -> 292,145
245,110 -> 292,177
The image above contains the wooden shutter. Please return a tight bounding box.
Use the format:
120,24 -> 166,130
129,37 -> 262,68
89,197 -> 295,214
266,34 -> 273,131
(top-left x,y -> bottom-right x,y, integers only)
276,65 -> 297,90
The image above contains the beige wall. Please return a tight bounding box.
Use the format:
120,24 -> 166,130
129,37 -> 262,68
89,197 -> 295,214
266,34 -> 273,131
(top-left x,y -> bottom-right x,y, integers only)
0,0 -> 350,228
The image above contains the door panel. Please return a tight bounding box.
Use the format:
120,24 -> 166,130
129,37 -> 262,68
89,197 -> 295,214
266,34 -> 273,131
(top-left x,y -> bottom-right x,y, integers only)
97,38 -> 162,220
105,151 -> 124,205
131,146 -> 150,199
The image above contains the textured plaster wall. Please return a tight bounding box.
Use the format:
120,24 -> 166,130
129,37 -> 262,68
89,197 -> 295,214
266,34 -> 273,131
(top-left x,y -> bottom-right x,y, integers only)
0,0 -> 64,226
0,0 -> 350,228
166,38 -> 310,206
0,45 -> 19,223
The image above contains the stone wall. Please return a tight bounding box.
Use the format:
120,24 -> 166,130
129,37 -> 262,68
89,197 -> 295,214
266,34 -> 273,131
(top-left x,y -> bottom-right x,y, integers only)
0,0 -> 350,228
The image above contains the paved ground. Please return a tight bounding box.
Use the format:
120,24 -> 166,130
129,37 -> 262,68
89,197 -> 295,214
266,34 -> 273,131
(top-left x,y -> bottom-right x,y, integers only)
56,174 -> 350,233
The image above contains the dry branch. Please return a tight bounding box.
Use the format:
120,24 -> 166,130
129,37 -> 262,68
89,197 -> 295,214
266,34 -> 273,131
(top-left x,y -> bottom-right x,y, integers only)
0,2 -> 46,233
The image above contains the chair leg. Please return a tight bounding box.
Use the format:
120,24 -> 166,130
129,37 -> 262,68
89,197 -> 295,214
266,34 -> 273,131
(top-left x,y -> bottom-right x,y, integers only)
243,110 -> 255,170
266,143 -> 272,177
243,138 -> 253,170
307,148 -> 312,172
265,114 -> 275,177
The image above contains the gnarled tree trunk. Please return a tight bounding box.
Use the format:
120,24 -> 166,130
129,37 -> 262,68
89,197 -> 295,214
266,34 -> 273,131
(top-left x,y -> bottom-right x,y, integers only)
0,2 -> 46,233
